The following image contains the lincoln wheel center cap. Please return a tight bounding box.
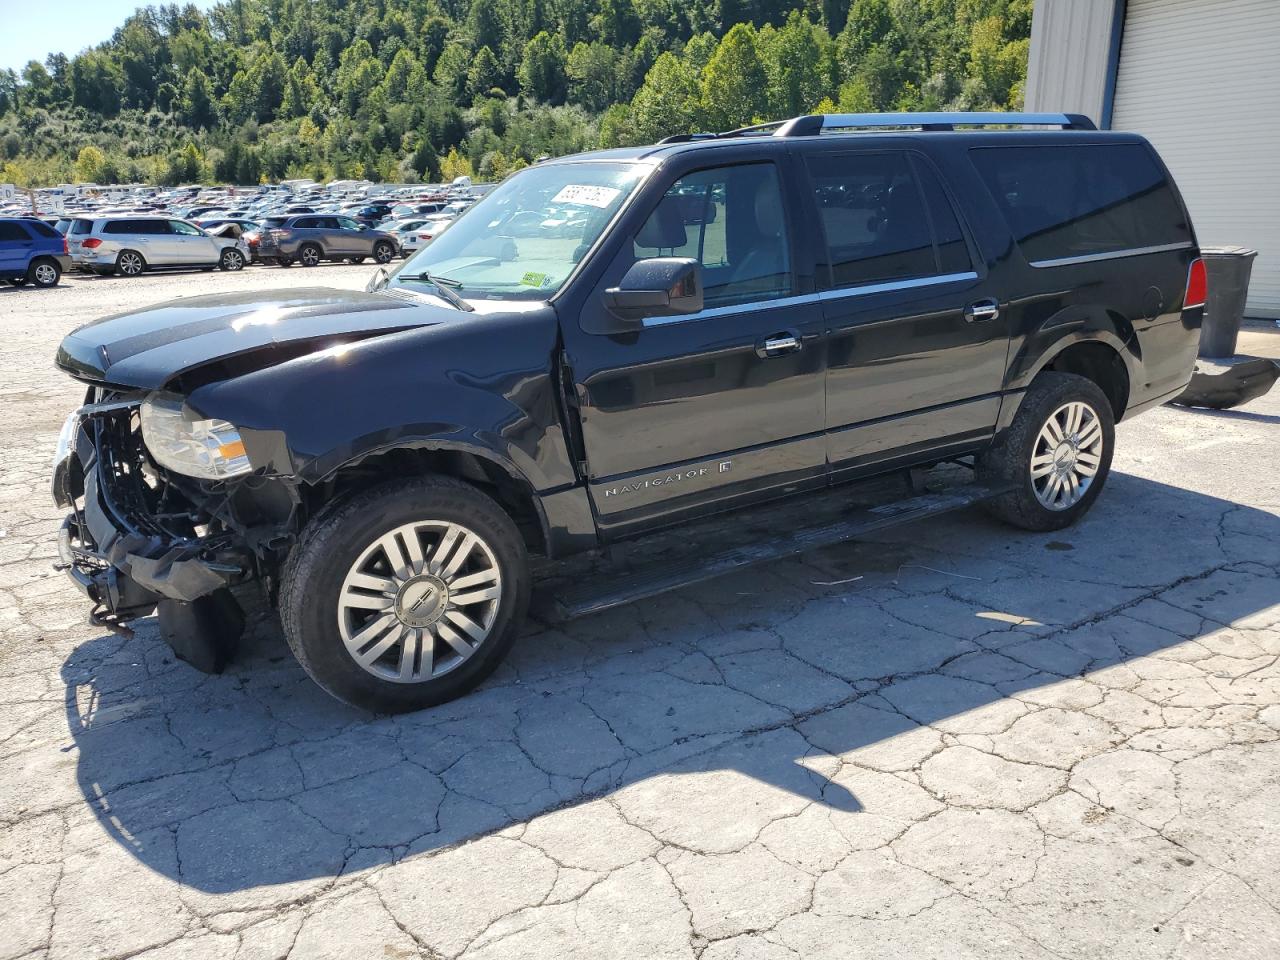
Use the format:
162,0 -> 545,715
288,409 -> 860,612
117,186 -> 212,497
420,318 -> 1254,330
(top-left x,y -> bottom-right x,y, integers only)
395,575 -> 449,628
1052,440 -> 1077,471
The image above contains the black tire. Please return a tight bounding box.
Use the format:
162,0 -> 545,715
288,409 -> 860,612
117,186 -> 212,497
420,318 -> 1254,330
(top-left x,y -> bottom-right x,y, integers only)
373,241 -> 396,264
298,243 -> 322,267
280,476 -> 530,713
219,248 -> 245,272
115,250 -> 146,277
8,277 -> 28,287
347,256 -> 366,264
978,371 -> 1115,532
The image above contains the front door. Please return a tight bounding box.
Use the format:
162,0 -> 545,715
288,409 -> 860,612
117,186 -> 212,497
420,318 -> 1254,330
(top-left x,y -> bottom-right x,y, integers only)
798,146 -> 1011,476
570,158 -> 828,537
168,219 -> 212,264
0,221 -> 30,276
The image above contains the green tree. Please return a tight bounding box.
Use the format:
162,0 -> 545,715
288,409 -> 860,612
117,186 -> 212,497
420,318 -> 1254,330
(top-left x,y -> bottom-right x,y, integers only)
467,46 -> 502,102
181,68 -> 218,129
518,32 -> 567,104
629,52 -> 701,143
74,145 -> 107,182
700,24 -> 769,130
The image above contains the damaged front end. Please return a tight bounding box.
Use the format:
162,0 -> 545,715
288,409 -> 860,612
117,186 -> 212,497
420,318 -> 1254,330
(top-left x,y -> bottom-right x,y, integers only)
53,389 -> 295,672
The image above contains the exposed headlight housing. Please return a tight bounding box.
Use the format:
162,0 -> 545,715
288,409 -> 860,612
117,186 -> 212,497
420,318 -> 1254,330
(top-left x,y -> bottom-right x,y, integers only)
140,395 -> 252,480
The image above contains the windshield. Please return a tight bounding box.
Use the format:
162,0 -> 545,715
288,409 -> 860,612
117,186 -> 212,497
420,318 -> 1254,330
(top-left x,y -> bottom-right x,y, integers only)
387,161 -> 647,301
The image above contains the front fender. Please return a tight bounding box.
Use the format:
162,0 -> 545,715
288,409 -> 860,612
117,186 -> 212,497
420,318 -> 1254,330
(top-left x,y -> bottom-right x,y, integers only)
186,307 -> 577,494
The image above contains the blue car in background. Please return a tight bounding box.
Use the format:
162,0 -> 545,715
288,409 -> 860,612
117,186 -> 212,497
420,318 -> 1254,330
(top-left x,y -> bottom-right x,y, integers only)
1,217 -> 72,288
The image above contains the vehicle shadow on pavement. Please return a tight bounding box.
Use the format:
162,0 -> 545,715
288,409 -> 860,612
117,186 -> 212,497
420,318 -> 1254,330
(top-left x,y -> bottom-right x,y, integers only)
57,472 -> 1280,899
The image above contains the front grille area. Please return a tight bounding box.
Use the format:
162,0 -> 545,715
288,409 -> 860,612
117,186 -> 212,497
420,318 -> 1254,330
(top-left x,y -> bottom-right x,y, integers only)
84,400 -> 200,543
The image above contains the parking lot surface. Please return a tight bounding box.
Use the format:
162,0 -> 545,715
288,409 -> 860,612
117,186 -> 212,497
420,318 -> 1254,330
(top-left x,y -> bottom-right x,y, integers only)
2,269 -> 1279,960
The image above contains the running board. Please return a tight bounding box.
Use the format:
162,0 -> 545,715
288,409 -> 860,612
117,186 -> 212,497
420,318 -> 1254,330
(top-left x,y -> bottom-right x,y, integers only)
537,476 -> 1013,621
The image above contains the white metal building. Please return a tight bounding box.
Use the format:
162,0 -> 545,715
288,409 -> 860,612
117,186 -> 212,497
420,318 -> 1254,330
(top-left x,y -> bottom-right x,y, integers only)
1025,0 -> 1280,317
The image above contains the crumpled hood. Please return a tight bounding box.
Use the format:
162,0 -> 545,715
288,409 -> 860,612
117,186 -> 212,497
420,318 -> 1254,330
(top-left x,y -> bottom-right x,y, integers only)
55,286 -> 455,389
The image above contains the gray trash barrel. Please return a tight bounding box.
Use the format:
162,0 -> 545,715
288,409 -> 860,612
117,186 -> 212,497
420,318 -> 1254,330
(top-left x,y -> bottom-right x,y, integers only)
1198,245 -> 1257,359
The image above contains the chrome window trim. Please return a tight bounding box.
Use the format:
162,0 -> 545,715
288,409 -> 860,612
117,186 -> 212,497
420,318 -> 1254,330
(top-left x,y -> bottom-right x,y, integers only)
642,271 -> 978,328
1028,242 -> 1192,269
819,271 -> 978,303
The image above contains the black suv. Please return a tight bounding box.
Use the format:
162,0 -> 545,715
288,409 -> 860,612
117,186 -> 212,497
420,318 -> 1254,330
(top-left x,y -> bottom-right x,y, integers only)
51,112 -> 1204,712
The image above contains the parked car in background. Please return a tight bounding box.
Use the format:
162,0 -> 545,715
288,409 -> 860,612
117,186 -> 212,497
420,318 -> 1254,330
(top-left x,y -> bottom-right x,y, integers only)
0,217 -> 71,287
381,216 -> 454,256
69,216 -> 250,276
354,202 -> 396,225
258,214 -> 399,267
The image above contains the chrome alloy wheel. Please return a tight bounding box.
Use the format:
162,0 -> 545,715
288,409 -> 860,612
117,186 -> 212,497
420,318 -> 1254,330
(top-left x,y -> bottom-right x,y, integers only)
300,245 -> 321,266
118,252 -> 144,276
33,262 -> 58,285
1030,400 -> 1104,510
337,521 -> 503,683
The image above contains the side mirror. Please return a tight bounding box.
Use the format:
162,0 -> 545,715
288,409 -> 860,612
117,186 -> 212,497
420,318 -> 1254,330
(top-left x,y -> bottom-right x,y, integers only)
604,258 -> 703,323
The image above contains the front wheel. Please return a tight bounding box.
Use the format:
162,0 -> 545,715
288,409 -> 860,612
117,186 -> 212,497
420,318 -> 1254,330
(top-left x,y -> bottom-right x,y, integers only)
978,372 -> 1115,532
280,476 -> 530,713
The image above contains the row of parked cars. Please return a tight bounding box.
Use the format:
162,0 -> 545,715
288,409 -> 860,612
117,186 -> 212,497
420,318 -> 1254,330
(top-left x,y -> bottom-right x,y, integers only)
0,180 -> 480,287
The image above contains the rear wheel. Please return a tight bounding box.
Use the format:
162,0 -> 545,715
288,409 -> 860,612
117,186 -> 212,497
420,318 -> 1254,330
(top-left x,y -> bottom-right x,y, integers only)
298,243 -> 322,267
219,248 -> 245,271
280,476 -> 529,713
115,250 -> 145,277
978,372 -> 1115,532
373,241 -> 396,264
30,259 -> 60,288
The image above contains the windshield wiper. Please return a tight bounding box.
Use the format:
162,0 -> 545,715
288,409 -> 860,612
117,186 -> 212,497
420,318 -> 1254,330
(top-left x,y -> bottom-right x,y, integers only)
400,272 -> 474,312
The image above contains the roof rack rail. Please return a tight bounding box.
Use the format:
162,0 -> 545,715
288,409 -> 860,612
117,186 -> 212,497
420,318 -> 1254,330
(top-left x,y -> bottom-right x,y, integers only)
656,133 -> 720,144
720,112 -> 1096,138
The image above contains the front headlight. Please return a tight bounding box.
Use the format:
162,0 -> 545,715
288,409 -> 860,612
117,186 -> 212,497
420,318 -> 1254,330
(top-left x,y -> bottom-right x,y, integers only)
140,395 -> 252,480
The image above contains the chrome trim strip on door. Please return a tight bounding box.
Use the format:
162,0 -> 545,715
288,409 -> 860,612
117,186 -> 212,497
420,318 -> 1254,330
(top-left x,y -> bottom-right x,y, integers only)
643,271 -> 979,328
818,271 -> 978,304
1028,242 -> 1192,269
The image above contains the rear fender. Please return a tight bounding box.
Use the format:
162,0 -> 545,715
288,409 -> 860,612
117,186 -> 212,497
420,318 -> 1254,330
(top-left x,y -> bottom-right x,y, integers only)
998,306 -> 1137,431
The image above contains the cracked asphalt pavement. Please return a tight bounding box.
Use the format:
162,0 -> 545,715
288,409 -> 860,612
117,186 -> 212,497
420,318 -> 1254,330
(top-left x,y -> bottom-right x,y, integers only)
2,268 -> 1279,960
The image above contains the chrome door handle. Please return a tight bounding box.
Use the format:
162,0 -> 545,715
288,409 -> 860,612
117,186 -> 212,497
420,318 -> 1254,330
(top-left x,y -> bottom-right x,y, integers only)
964,299 -> 1000,322
758,333 -> 801,358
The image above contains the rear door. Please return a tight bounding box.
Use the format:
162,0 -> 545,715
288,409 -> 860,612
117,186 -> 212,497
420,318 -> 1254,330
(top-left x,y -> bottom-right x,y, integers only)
570,153 -> 828,537
798,145 -> 1010,477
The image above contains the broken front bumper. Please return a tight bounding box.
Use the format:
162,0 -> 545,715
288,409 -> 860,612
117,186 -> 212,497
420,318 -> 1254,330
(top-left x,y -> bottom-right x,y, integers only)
52,404 -> 252,626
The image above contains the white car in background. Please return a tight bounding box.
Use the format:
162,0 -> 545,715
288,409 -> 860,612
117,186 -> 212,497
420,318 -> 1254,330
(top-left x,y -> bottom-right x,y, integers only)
389,214 -> 454,256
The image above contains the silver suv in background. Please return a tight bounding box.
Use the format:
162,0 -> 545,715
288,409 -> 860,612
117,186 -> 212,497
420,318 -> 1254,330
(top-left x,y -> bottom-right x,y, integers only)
68,216 -> 250,277
257,215 -> 399,267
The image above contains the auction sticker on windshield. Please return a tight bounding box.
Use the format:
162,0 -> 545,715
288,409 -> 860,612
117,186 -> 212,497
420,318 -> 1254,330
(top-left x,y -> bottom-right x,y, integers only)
552,184 -> 621,208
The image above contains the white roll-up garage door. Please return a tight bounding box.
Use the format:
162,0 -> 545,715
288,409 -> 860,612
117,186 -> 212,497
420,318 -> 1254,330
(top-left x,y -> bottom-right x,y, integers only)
1112,0 -> 1280,318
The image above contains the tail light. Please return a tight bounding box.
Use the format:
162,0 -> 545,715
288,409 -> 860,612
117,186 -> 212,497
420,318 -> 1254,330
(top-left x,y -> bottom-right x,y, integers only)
418,233 -> 433,241
1184,257 -> 1207,309
82,238 -> 102,250
62,236 -> 69,255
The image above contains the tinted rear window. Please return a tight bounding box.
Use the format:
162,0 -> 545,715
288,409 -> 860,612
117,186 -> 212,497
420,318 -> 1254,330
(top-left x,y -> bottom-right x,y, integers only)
71,219 -> 94,235
970,143 -> 1191,264
26,220 -> 60,239
0,222 -> 28,242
